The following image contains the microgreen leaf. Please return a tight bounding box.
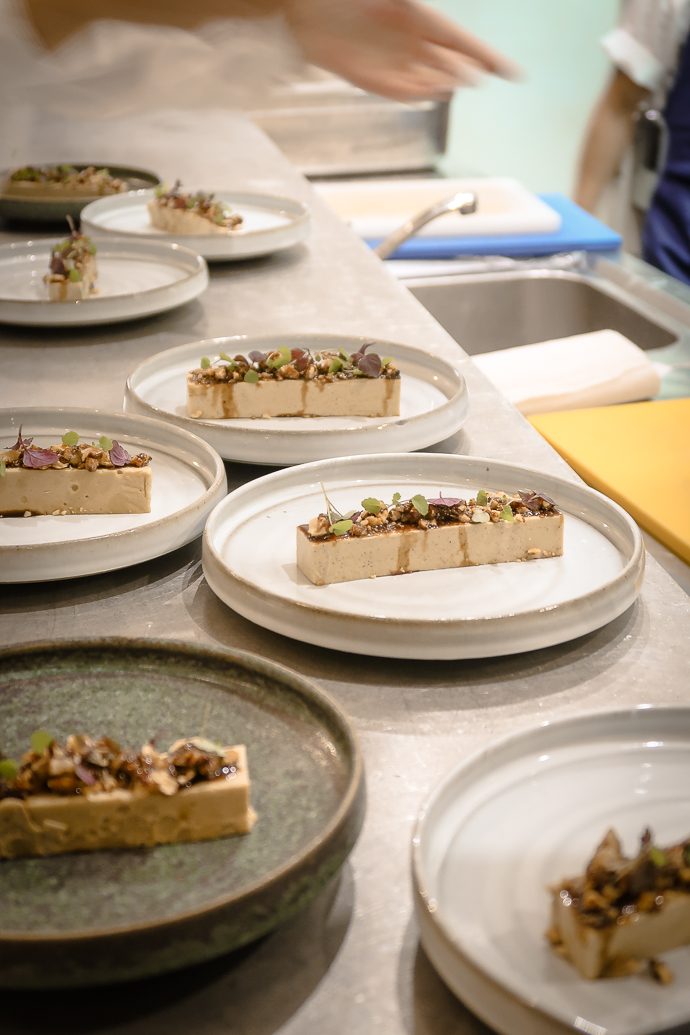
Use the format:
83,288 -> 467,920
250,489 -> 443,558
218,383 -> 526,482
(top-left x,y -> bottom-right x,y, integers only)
471,510 -> 490,523
411,494 -> 428,517
99,435 -> 113,451
353,342 -> 382,378
244,370 -> 259,383
361,497 -> 381,514
31,729 -> 53,754
650,846 -> 667,868
0,759 -> 17,780
110,441 -> 131,467
218,351 -> 232,362
200,357 -> 211,369
62,431 -> 79,446
339,348 -> 351,363
382,357 -> 393,366
68,269 -> 83,282
329,520 -> 353,536
500,504 -> 514,522
427,494 -> 461,507
329,358 -> 343,374
0,459 -> 5,478
476,489 -> 487,506
392,492 -> 401,505
23,447 -> 60,468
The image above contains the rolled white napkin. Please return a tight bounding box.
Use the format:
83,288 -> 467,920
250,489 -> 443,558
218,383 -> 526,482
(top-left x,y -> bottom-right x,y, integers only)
472,329 -> 662,416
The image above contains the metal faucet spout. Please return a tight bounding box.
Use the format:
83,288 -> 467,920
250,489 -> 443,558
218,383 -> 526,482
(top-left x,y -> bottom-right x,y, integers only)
374,191 -> 477,260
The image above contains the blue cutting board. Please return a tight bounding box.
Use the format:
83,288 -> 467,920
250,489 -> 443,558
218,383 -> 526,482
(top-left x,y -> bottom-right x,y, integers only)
365,193 -> 622,259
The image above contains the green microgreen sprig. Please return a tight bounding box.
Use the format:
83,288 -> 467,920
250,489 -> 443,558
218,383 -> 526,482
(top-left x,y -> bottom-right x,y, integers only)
31,729 -> 53,754
62,431 -> 79,446
476,489 -> 487,506
0,759 -> 17,780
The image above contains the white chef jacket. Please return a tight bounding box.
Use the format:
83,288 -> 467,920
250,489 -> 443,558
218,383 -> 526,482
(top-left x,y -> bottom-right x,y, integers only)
602,0 -> 690,102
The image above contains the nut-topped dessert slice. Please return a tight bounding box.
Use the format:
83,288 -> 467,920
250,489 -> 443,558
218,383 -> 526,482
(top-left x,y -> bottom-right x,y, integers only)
148,180 -> 243,235
3,164 -> 127,198
44,222 -> 98,301
0,427 -> 151,515
0,730 -> 256,858
547,828 -> 690,983
187,343 -> 401,419
297,487 -> 563,586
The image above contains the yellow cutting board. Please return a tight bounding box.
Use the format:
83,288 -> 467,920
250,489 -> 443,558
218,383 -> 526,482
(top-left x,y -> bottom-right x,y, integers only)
529,399 -> 690,563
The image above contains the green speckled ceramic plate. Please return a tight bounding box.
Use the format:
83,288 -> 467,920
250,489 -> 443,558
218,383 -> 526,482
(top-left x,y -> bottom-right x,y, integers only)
0,639 -> 364,989
0,165 -> 161,224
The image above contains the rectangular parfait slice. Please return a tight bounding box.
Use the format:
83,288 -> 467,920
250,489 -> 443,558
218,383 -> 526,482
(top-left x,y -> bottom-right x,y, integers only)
148,181 -> 243,234
43,225 -> 98,301
0,732 -> 256,859
187,343 -> 401,419
547,829 -> 690,982
297,488 -> 563,586
0,427 -> 151,515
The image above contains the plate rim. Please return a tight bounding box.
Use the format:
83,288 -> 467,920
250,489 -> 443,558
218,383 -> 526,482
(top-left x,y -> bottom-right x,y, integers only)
81,187 -> 310,243
411,704 -> 690,1035
0,237 -> 206,307
0,406 -> 225,557
0,636 -> 364,943
202,451 -> 644,628
125,332 -> 467,442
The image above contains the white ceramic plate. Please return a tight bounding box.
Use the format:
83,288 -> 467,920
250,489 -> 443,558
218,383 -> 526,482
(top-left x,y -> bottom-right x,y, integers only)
0,239 -> 208,326
124,334 -> 469,465
81,189 -> 310,261
201,452 -> 644,660
413,707 -> 690,1035
0,408 -> 226,583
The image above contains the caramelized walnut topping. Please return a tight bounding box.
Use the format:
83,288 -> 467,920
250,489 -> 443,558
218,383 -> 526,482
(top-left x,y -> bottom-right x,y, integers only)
2,734 -> 238,799
189,342 -> 401,386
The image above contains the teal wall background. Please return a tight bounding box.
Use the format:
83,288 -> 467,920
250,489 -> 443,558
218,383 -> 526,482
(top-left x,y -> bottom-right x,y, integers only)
428,0 -> 620,194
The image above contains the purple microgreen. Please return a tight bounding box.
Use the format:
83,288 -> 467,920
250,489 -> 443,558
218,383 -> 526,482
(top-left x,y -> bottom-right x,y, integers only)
31,729 -> 53,754
244,370 -> 259,383
23,447 -> 60,468
354,349 -> 382,378
329,358 -> 343,373
248,350 -> 266,365
536,492 -> 555,506
293,349 -> 311,372
62,431 -> 79,446
471,510 -> 490,523
361,497 -> 381,515
110,441 -> 131,467
476,489 -> 488,506
411,494 -> 428,517
200,357 -> 211,369
329,519 -> 353,536
350,510 -> 363,523
10,425 -> 32,451
0,758 -> 17,780
0,459 -> 5,478
75,764 -> 97,786
99,435 -> 113,451
427,494 -> 461,507
500,504 -> 514,522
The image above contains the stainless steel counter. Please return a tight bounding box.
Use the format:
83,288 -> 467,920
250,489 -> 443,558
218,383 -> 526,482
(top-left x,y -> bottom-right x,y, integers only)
1,110 -> 690,1035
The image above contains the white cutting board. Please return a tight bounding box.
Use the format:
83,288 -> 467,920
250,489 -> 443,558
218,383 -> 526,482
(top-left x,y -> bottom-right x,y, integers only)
315,177 -> 562,239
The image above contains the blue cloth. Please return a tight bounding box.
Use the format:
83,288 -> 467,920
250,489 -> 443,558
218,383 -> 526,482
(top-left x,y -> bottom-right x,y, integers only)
365,193 -> 621,260
643,29 -> 690,284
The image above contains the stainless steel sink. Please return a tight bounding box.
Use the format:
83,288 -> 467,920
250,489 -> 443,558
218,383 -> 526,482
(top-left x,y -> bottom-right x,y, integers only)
405,254 -> 690,399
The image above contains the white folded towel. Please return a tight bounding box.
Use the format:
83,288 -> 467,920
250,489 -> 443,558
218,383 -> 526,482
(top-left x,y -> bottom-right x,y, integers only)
472,329 -> 662,416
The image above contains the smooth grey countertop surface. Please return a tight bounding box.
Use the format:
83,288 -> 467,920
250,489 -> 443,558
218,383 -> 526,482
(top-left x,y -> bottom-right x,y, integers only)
1,110 -> 689,1035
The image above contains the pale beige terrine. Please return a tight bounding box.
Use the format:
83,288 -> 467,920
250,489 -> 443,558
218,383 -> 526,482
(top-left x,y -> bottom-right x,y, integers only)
0,465 -> 151,515
297,511 -> 563,585
187,374 -> 401,419
0,744 -> 255,859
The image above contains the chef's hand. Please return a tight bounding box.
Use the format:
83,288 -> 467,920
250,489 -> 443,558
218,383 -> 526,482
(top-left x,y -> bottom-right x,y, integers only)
284,0 -> 520,100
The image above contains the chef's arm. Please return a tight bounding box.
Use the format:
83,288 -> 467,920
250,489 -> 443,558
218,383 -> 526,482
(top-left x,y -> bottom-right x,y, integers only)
573,67 -> 650,213
23,0 -> 519,102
